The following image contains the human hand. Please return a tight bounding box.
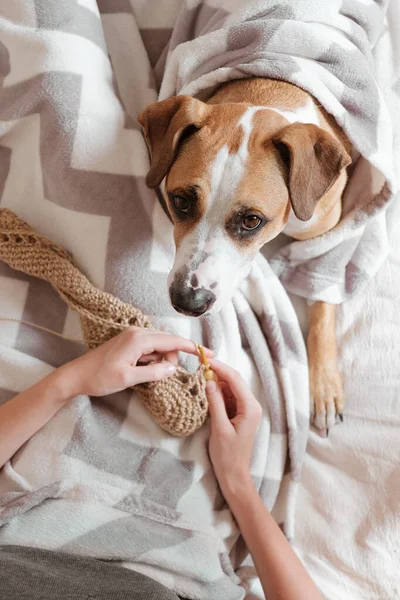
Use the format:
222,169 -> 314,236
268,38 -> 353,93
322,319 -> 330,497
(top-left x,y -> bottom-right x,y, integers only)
61,327 -> 212,397
206,359 -> 262,498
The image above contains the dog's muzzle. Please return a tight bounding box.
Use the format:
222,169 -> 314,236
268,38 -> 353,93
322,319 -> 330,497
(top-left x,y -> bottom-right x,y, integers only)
169,283 -> 216,317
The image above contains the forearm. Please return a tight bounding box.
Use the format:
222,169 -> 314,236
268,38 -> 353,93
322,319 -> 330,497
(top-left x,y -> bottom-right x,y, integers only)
226,477 -> 322,600
0,366 -> 74,468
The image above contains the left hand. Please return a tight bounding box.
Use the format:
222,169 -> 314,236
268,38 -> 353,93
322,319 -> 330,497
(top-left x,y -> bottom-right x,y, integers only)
206,359 -> 262,498
61,326 -> 212,397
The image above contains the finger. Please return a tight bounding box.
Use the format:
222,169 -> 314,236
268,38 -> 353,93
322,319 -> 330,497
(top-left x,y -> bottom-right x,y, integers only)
224,395 -> 237,420
127,325 -> 214,358
212,382 -> 236,418
165,350 -> 179,366
208,359 -> 259,417
206,381 -> 231,432
129,326 -> 214,358
196,345 -> 214,358
132,361 -> 177,385
137,349 -> 193,366
218,381 -> 230,394
218,382 -> 234,404
137,352 -> 163,365
138,334 -> 204,357
166,346 -> 213,365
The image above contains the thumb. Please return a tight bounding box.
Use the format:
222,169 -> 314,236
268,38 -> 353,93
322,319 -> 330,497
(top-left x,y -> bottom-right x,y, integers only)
133,361 -> 176,385
206,381 -> 230,431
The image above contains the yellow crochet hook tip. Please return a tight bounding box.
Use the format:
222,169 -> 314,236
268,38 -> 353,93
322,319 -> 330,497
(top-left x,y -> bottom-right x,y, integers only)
197,344 -> 218,382
197,344 -> 210,368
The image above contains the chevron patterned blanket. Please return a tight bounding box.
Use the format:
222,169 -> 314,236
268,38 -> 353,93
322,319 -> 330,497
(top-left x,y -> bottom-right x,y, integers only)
0,1 -> 397,599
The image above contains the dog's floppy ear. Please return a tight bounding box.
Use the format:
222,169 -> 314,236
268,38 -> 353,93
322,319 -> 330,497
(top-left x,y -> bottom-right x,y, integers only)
137,95 -> 209,188
272,123 -> 351,221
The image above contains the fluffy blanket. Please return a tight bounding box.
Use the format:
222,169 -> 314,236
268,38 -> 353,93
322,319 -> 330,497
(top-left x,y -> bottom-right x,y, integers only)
0,1 -> 396,598
296,191 -> 400,600
158,0 -> 397,302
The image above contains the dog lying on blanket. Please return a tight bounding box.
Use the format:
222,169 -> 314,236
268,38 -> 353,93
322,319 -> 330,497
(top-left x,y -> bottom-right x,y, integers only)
138,78 -> 351,432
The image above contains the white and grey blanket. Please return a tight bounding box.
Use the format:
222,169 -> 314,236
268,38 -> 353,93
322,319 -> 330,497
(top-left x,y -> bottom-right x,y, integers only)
0,1 -> 397,599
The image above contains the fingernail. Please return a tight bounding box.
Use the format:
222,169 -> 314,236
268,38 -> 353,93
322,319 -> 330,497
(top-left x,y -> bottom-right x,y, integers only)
206,381 -> 217,393
164,363 -> 176,374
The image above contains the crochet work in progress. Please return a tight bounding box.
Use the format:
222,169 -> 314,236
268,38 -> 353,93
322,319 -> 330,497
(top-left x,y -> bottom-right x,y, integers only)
0,208 -> 208,437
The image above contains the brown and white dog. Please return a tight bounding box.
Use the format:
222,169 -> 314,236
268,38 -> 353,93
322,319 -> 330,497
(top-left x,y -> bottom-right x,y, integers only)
138,78 -> 351,431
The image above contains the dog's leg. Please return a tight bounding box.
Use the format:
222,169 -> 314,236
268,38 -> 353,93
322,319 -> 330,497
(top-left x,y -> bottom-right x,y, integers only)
307,301 -> 344,434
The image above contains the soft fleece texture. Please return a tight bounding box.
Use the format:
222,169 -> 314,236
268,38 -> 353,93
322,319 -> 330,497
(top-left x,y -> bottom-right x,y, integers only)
0,1 -> 399,599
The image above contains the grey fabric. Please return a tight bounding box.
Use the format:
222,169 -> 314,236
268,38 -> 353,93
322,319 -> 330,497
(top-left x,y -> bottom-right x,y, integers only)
0,1 -> 398,598
0,8 -> 308,599
0,545 -> 180,600
159,0 -> 398,304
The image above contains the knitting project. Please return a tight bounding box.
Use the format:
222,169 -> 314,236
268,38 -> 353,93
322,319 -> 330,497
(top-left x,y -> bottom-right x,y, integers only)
0,208 -> 208,437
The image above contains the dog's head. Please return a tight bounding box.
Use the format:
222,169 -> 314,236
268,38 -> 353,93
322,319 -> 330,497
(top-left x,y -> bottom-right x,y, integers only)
138,95 -> 350,317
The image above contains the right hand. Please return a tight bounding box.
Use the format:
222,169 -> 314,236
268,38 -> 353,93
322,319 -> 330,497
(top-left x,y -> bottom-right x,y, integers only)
206,359 -> 262,498
62,327 -> 212,398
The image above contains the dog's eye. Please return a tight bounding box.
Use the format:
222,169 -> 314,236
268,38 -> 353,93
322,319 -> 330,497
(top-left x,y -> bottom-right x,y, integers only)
241,215 -> 262,231
173,195 -> 189,213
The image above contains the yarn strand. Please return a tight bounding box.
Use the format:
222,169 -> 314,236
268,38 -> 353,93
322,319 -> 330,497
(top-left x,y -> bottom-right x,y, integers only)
0,316 -> 85,344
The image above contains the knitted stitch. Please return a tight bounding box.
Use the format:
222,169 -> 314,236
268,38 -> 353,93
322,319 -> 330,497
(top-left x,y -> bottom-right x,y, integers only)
0,209 -> 208,437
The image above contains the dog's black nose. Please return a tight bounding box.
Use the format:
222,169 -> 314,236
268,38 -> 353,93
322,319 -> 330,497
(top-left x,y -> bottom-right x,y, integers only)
169,285 -> 215,316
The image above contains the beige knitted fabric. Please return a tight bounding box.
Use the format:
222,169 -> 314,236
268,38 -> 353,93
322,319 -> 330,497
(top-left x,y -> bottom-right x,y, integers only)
0,208 -> 208,437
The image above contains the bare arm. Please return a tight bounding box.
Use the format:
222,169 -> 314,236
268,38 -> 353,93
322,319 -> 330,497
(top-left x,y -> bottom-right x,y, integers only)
226,479 -> 321,600
207,360 -> 322,600
0,369 -> 73,468
0,327 -> 211,469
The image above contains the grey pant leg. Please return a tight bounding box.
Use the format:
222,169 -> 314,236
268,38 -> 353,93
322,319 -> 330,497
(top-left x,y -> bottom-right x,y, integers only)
0,545 -> 181,600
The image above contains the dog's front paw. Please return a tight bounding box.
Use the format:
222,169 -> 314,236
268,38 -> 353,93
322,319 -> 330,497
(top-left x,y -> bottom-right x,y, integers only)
309,362 -> 344,434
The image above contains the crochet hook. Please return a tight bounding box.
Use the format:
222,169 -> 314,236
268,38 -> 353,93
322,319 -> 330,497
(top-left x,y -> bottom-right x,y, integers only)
197,344 -> 218,382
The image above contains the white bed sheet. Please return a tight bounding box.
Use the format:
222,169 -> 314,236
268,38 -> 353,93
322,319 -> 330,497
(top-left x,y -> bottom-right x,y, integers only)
294,199 -> 400,600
